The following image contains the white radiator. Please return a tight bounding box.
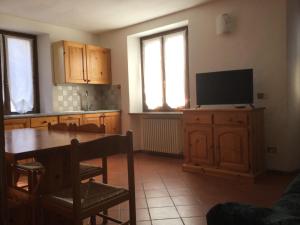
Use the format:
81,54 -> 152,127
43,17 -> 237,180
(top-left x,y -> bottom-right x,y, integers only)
141,117 -> 183,155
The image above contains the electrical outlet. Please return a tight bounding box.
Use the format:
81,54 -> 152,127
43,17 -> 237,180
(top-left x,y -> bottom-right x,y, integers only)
267,146 -> 277,154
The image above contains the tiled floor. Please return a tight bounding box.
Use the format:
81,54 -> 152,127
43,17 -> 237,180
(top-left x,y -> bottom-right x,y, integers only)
84,153 -> 295,225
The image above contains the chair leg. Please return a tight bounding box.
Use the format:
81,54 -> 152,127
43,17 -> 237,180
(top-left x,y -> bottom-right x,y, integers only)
90,215 -> 96,225
129,198 -> 136,225
102,157 -> 108,184
102,157 -> 108,224
102,210 -> 108,224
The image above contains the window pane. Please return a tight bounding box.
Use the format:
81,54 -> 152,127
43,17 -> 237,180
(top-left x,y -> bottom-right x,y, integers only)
142,38 -> 163,110
5,36 -> 34,113
164,31 -> 186,108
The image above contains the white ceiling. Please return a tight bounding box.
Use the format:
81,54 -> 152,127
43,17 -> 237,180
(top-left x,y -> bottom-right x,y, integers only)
0,0 -> 214,33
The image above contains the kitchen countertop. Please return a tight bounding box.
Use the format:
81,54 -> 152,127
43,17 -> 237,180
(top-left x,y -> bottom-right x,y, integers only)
4,109 -> 121,119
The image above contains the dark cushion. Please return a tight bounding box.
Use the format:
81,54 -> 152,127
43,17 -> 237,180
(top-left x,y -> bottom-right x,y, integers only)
274,193 -> 300,217
263,212 -> 300,225
283,174 -> 300,195
206,174 -> 300,225
206,202 -> 273,225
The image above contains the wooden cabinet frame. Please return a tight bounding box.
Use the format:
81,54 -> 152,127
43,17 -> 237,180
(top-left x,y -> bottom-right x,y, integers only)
183,108 -> 265,181
53,41 -> 111,85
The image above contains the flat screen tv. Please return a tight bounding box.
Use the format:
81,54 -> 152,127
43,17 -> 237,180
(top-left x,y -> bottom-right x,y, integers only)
196,69 -> 253,105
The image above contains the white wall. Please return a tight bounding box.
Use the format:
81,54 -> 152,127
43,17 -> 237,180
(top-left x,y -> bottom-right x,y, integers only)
97,0 -> 293,171
0,13 -> 98,112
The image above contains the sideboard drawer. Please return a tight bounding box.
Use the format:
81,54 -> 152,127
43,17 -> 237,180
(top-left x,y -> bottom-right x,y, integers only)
214,112 -> 248,125
184,112 -> 212,124
31,116 -> 58,128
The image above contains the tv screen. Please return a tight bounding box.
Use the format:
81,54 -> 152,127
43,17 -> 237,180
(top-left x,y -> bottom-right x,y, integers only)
196,69 -> 253,105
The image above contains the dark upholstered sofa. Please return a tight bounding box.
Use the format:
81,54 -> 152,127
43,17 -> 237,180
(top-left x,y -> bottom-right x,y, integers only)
206,174 -> 300,225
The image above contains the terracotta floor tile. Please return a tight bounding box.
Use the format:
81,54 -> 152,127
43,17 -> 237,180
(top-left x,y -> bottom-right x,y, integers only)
136,208 -> 151,221
172,196 -> 200,206
136,190 -> 146,199
136,198 -> 148,209
145,189 -> 169,198
149,207 -> 180,220
143,182 -> 166,190
182,217 -> 207,225
137,221 -> 152,225
177,205 -> 206,217
147,197 -> 174,208
152,218 -> 184,225
167,188 -> 193,197
71,154 -> 295,225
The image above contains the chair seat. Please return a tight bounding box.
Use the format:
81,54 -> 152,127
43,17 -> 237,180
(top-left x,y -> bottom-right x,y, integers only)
16,161 -> 44,171
79,163 -> 103,180
44,181 -> 129,210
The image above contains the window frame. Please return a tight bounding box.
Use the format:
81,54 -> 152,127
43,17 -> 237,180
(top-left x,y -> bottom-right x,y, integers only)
140,26 -> 189,112
0,29 -> 40,115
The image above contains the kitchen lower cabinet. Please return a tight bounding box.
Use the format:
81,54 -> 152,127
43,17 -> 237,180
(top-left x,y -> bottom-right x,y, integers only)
4,118 -> 30,130
59,115 -> 82,125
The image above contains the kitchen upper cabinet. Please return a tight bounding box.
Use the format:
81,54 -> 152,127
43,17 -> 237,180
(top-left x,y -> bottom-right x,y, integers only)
53,40 -> 111,84
86,45 -> 111,84
64,41 -> 87,83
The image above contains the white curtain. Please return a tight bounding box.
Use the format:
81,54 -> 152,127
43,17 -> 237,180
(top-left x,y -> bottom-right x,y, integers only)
164,31 -> 186,109
5,36 -> 34,113
0,35 -> 4,102
142,37 -> 163,110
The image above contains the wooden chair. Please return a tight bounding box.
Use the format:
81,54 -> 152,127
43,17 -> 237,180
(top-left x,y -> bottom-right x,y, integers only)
48,123 -> 106,182
41,131 -> 136,225
70,123 -> 105,133
47,123 -> 69,131
10,161 -> 45,225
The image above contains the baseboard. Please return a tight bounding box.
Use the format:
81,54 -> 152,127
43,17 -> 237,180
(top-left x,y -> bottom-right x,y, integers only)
265,169 -> 300,176
134,150 -> 184,159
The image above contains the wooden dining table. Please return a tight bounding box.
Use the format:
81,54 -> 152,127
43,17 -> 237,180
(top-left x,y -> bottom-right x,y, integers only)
5,128 -> 113,193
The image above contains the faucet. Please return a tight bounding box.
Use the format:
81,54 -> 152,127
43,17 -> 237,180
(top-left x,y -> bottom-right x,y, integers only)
85,90 -> 92,111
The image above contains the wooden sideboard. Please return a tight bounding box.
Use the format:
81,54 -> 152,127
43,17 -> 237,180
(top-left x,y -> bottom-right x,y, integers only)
182,108 -> 265,181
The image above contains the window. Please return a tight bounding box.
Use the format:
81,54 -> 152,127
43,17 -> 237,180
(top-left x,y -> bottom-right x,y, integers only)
141,27 -> 189,111
0,30 -> 39,114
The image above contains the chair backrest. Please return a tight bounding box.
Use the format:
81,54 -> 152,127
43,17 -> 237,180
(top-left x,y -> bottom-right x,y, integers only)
70,131 -> 135,215
69,123 -> 105,133
48,123 -> 69,131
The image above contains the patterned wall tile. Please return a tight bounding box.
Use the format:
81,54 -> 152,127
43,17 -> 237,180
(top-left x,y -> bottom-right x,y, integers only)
53,84 -> 121,112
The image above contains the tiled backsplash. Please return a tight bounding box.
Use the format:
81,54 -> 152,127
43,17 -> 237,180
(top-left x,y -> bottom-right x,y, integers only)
53,84 -> 121,112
